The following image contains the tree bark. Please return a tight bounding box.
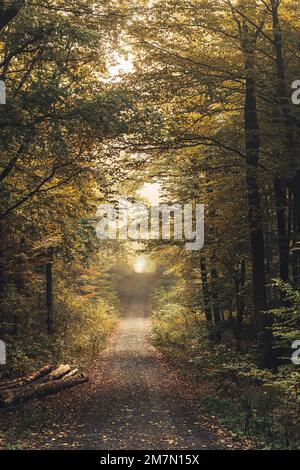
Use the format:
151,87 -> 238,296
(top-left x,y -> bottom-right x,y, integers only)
0,374 -> 88,406
0,365 -> 53,391
47,364 -> 72,381
210,267 -> 221,324
274,177 -> 289,282
271,0 -> 300,286
200,257 -> 212,324
0,226 -> 7,336
235,259 -> 246,352
46,262 -> 54,334
62,368 -> 79,380
241,25 -> 274,368
244,50 -> 267,325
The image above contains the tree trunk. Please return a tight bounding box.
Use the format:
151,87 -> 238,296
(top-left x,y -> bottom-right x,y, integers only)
0,365 -> 53,391
0,221 -> 5,298
46,262 -> 53,334
210,267 -> 221,324
48,364 -> 72,381
274,177 -> 289,282
62,368 -> 79,380
291,175 -> 300,287
200,257 -> 212,324
0,374 -> 88,406
244,52 -> 266,322
271,0 -> 294,147
243,38 -> 274,368
271,1 -> 300,286
235,259 -> 246,352
0,221 -> 5,338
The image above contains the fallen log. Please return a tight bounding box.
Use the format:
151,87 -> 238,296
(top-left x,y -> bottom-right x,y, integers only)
0,374 -> 88,406
62,368 -> 79,380
48,364 -> 72,381
0,365 -> 53,391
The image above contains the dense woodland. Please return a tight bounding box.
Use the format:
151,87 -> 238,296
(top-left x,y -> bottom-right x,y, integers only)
0,0 -> 300,449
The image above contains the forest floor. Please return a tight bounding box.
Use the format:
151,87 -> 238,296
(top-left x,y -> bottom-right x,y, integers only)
0,294 -> 251,450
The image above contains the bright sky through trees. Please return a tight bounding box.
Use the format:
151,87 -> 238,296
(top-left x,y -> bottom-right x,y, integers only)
137,183 -> 162,206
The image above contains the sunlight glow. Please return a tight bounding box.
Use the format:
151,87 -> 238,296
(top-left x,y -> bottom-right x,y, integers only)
107,53 -> 134,81
133,255 -> 156,274
134,256 -> 148,273
137,182 -> 161,206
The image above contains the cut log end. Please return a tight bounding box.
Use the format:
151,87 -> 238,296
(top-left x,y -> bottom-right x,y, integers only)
48,364 -> 72,381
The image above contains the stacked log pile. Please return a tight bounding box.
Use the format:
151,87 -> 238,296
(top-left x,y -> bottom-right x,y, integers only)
0,364 -> 88,406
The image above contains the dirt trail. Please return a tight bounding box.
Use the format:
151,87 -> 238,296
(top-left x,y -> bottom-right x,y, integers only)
1,278 -> 247,450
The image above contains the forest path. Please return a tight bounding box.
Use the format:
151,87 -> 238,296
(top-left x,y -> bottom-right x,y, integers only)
1,275 -> 246,450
